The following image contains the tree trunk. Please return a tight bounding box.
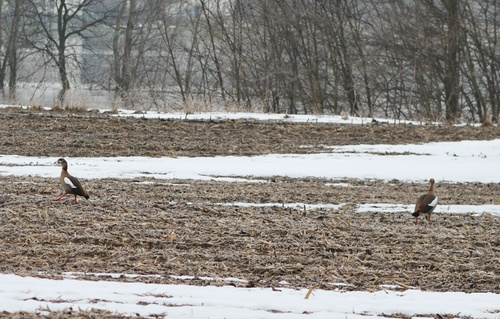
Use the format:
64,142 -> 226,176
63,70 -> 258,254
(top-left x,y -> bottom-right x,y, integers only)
200,0 -> 227,109
120,0 -> 137,108
8,0 -> 21,101
0,0 -> 5,88
444,0 -> 461,122
112,0 -> 127,109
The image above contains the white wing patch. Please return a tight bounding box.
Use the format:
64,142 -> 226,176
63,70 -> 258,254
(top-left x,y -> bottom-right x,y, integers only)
429,196 -> 438,207
63,177 -> 77,189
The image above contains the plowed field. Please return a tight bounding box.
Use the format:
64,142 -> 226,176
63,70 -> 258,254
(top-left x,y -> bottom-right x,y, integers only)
1,107 -> 500,297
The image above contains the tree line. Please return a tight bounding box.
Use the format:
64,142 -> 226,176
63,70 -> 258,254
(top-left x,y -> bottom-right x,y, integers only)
0,0 -> 499,123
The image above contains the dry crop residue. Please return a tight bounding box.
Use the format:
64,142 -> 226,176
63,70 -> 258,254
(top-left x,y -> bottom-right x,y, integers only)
1,107 -> 500,295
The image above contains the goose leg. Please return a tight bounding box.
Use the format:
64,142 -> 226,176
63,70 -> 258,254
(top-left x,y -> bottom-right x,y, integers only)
54,193 -> 67,201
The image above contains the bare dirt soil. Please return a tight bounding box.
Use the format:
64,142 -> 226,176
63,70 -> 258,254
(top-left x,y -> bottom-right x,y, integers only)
1,107 -> 500,316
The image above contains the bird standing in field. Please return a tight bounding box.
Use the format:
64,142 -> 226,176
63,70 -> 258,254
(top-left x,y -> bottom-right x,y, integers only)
54,158 -> 89,204
412,178 -> 437,225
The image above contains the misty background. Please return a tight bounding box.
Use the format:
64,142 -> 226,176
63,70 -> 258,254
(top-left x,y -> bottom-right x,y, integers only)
0,0 -> 498,123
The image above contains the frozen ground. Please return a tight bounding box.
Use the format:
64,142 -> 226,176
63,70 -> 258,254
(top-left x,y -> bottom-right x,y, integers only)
1,110 -> 499,318
1,273 -> 500,319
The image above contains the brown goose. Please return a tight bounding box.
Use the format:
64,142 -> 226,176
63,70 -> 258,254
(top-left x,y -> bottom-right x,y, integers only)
54,158 -> 89,204
412,178 -> 437,225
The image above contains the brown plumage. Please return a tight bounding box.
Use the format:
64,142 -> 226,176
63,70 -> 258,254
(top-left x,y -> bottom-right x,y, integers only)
412,178 -> 437,225
54,158 -> 89,204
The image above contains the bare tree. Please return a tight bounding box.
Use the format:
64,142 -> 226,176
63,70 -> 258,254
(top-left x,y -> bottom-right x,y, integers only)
111,0 -> 138,108
443,0 -> 462,122
23,0 -> 111,107
0,0 -> 23,102
461,0 -> 500,123
199,0 -> 228,109
317,0 -> 362,116
154,0 -> 203,109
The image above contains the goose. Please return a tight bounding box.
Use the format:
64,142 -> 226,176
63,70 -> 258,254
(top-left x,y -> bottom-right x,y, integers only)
412,178 -> 437,225
54,158 -> 89,204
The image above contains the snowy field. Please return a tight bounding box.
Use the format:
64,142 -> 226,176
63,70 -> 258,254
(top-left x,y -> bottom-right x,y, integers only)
1,273 -> 500,319
1,110 -> 500,318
